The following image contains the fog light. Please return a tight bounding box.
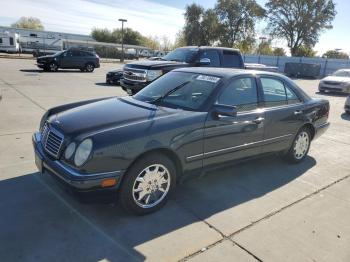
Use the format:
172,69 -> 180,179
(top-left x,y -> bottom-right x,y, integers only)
101,178 -> 117,187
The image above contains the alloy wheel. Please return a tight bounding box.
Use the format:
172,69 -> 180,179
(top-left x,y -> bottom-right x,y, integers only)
132,164 -> 171,208
293,131 -> 310,159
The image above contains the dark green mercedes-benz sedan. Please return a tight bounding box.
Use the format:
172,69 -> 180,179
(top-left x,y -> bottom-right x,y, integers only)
33,67 -> 330,214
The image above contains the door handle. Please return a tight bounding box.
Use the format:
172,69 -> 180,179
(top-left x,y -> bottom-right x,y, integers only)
253,117 -> 264,124
294,110 -> 303,115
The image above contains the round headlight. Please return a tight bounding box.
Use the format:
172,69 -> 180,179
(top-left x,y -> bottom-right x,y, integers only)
64,142 -> 76,159
74,139 -> 93,167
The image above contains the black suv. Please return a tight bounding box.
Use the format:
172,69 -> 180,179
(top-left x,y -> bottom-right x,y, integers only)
119,46 -> 244,94
36,49 -> 100,72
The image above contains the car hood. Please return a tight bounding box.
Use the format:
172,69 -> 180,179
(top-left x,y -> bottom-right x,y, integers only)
48,97 -> 178,136
37,55 -> 55,60
124,60 -> 188,70
108,69 -> 123,74
322,76 -> 350,83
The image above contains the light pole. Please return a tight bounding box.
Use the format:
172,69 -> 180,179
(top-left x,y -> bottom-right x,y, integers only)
118,18 -> 127,62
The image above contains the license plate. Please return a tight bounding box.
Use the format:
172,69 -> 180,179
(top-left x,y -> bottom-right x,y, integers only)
126,88 -> 133,95
35,152 -> 43,173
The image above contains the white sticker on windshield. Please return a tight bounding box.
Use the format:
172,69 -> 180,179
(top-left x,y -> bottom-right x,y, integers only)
196,75 -> 220,83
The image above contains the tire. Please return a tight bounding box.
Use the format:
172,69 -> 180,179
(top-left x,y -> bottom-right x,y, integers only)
48,62 -> 58,72
284,127 -> 311,164
85,63 -> 95,72
119,153 -> 176,215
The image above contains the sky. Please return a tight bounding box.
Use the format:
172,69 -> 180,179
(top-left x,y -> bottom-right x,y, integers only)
0,0 -> 349,55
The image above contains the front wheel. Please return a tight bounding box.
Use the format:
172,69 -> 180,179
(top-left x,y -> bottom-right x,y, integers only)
119,153 -> 176,215
48,62 -> 58,72
284,127 -> 311,163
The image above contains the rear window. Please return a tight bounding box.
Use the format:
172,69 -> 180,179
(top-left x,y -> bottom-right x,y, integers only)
222,50 -> 242,68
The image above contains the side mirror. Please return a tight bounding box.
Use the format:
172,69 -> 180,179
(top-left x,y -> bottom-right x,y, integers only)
199,58 -> 211,66
213,104 -> 237,118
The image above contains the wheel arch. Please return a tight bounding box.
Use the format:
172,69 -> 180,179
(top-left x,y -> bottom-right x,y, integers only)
124,147 -> 183,182
301,122 -> 316,140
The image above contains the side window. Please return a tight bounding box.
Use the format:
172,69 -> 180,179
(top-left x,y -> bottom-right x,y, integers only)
285,85 -> 301,104
9,37 -> 14,46
0,38 -> 3,44
260,77 -> 287,107
71,50 -> 81,57
199,50 -> 220,67
222,50 -> 242,68
217,77 -> 258,112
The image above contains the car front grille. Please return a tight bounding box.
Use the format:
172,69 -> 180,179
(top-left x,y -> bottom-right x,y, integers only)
41,123 -> 64,158
123,68 -> 147,82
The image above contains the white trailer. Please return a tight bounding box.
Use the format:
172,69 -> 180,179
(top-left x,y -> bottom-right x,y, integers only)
0,32 -> 19,53
19,34 -> 63,55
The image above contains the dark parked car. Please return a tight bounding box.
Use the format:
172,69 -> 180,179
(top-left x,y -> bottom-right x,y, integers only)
33,68 -> 330,215
120,46 -> 244,95
106,69 -> 123,85
36,49 -> 100,72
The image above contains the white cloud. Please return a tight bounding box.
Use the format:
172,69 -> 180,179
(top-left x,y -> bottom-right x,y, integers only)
0,0 -> 184,41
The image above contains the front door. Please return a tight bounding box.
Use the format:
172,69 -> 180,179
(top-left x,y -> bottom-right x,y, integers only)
203,76 -> 265,167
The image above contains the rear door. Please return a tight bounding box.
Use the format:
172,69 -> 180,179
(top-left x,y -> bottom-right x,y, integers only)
203,76 -> 265,167
258,75 -> 305,153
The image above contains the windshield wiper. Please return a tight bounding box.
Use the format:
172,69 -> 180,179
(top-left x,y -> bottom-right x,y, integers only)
150,81 -> 191,105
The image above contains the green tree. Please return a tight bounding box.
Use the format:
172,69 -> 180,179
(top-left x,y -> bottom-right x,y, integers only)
266,0 -> 336,56
11,16 -> 44,30
91,28 -> 113,42
256,40 -> 274,55
293,45 -> 317,57
91,28 -> 146,46
174,30 -> 186,48
233,37 -> 256,54
183,3 -> 204,46
322,50 -> 349,59
215,0 -> 265,47
273,47 -> 286,56
200,9 -> 221,46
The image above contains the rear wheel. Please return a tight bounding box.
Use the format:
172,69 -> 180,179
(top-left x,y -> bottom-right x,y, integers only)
85,63 -> 95,72
284,127 -> 311,163
119,153 -> 176,215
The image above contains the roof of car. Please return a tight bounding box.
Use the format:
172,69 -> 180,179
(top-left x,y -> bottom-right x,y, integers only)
173,67 -> 285,79
177,46 -> 240,52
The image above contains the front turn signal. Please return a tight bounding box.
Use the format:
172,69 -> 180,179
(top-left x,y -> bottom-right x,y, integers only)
101,178 -> 117,188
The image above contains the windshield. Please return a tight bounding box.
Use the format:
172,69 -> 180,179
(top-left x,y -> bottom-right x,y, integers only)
134,71 -> 221,110
162,48 -> 199,63
333,70 -> 350,77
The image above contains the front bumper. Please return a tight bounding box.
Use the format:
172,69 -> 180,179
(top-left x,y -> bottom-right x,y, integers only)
106,73 -> 122,84
314,122 -> 330,140
120,79 -> 151,94
319,84 -> 350,93
32,132 -> 124,193
36,63 -> 46,69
